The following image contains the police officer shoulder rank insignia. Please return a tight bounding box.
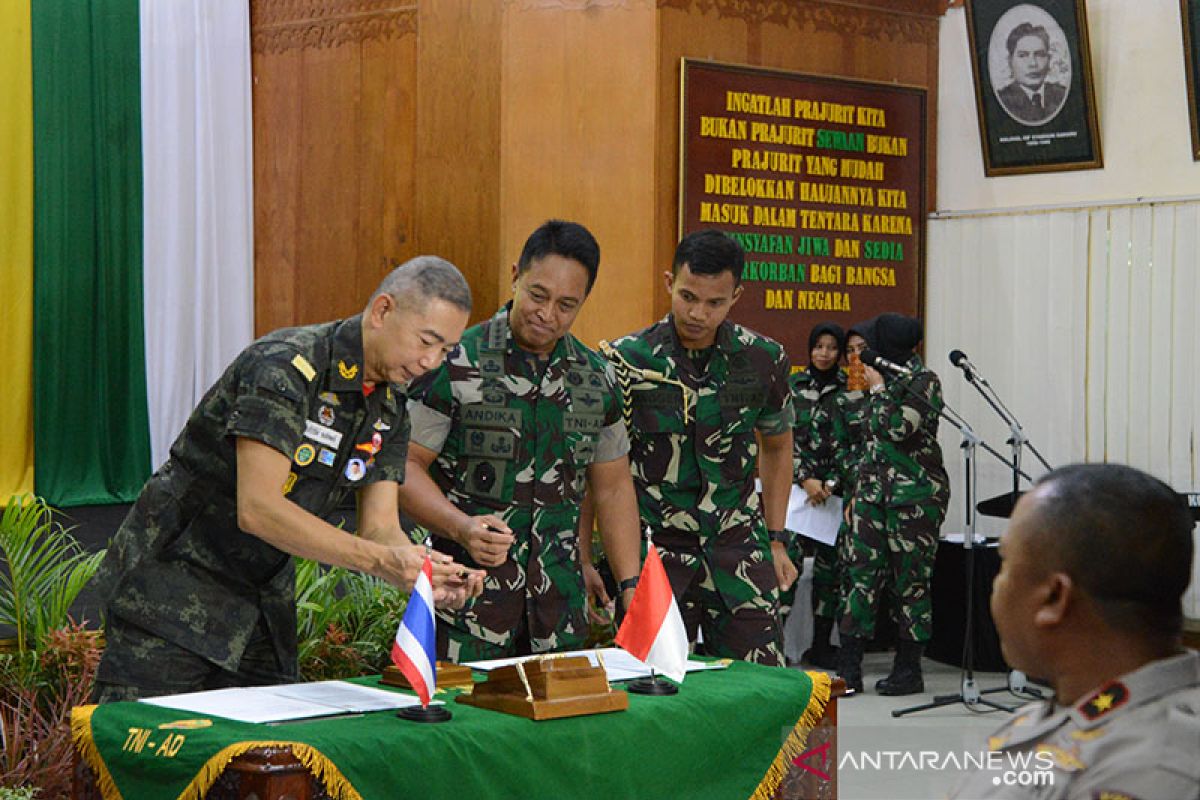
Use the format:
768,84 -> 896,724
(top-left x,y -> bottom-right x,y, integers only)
1079,681 -> 1129,721
338,359 -> 359,380
294,443 -> 317,466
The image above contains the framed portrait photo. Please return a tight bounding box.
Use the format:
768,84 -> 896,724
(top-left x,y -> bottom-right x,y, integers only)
1182,0 -> 1200,159
965,0 -> 1103,175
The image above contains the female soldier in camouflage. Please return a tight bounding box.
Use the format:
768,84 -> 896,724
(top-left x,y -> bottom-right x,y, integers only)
836,314 -> 949,695
786,322 -> 845,667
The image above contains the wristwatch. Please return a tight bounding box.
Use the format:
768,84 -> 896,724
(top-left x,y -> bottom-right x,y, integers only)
617,576 -> 640,594
768,528 -> 792,545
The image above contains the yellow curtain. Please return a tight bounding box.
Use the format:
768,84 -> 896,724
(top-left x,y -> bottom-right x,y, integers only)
0,0 -> 35,498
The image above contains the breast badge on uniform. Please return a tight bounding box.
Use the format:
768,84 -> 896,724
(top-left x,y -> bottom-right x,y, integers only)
472,461 -> 496,492
1079,681 -> 1129,721
294,443 -> 317,466
345,458 -> 367,482
373,418 -> 391,432
318,405 -> 335,426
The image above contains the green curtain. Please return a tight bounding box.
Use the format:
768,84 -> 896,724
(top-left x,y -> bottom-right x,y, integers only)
31,0 -> 150,506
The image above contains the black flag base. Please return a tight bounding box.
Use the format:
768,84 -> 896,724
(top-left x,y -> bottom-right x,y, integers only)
397,704 -> 452,723
626,675 -> 678,695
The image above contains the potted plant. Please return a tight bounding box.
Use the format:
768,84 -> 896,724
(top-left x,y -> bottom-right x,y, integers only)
0,495 -> 105,795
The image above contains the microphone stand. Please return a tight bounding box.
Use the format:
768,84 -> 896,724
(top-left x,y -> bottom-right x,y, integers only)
858,363 -> 1024,717
955,360 -> 1051,702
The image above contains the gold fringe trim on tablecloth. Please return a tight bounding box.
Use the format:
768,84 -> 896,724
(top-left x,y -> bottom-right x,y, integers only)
750,670 -> 833,800
70,704 -> 362,800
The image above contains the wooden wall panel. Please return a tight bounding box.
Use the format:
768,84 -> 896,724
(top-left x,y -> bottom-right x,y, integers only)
499,1 -> 659,346
251,1 -> 418,336
415,0 -> 502,326
654,0 -> 943,318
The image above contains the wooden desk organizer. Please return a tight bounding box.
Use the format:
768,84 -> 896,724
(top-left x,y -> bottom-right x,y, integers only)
455,655 -> 629,720
381,661 -> 475,691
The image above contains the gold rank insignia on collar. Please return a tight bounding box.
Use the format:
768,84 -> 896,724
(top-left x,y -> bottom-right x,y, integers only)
1078,681 -> 1129,721
338,359 -> 359,380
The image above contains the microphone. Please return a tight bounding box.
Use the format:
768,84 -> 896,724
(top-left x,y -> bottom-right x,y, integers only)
949,349 -> 980,382
860,348 -> 913,377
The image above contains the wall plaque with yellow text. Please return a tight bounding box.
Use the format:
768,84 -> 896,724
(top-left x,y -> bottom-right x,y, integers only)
680,60 -> 927,366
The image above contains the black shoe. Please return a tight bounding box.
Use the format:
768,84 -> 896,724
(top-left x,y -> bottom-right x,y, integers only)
875,668 -> 924,695
802,644 -> 840,670
836,635 -> 865,695
875,640 -> 925,696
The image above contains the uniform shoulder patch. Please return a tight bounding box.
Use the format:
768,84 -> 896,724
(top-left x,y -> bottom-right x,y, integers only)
291,354 -> 316,381
1078,681 -> 1129,721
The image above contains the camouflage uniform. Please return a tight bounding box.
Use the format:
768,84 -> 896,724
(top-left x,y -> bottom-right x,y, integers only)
810,384 -> 870,619
950,650 -> 1200,800
92,316 -> 409,699
406,305 -> 627,663
838,354 -> 949,643
606,316 -> 794,665
785,367 -> 845,613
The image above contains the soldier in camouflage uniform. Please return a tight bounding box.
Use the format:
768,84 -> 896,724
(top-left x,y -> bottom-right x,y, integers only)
397,221 -> 642,663
836,313 -> 949,695
787,322 -> 845,667
951,464 -> 1199,800
802,325 -> 872,667
604,230 -> 796,666
91,257 -> 484,702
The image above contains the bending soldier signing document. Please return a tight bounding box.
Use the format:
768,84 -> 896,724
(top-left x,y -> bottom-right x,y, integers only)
92,257 -> 485,702
397,220 -> 642,662
601,230 -> 797,666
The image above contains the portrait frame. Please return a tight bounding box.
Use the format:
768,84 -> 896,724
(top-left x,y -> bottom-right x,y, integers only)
1181,0 -> 1200,159
965,0 -> 1103,176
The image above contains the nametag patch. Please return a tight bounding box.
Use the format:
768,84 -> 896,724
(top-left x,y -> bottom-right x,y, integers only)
633,387 -> 681,410
462,404 -> 522,428
564,414 -> 604,434
305,419 -> 343,449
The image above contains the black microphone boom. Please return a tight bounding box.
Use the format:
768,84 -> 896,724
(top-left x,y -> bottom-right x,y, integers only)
861,348 -> 913,377
948,349 -> 979,382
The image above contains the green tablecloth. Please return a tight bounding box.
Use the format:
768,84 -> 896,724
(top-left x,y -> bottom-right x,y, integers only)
73,660 -> 830,800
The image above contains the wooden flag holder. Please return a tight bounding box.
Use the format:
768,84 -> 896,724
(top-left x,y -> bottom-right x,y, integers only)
455,655 -> 628,721
381,661 -> 475,691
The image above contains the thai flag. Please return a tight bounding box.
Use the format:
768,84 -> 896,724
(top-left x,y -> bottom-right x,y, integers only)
390,556 -> 436,707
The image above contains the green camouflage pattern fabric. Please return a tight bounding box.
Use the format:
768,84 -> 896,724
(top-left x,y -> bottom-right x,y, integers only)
817,386 -> 871,497
783,368 -> 845,613
837,354 -> 950,642
838,497 -> 945,641
852,354 -> 950,509
407,305 -> 624,662
93,315 -> 410,691
605,316 -> 794,665
788,367 -> 845,485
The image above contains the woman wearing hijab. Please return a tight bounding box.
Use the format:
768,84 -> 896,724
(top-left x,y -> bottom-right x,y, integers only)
787,322 -> 846,667
836,313 -> 950,695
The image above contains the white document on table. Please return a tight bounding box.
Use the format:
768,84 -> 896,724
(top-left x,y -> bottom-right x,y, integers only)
140,680 -> 434,724
464,647 -> 728,682
786,484 -> 844,547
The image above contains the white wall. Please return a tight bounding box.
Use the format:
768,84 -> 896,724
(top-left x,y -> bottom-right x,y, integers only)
937,0 -> 1200,210
931,1 -> 1200,618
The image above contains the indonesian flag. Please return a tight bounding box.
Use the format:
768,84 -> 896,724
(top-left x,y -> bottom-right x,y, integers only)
390,556 -> 437,707
615,546 -> 689,683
